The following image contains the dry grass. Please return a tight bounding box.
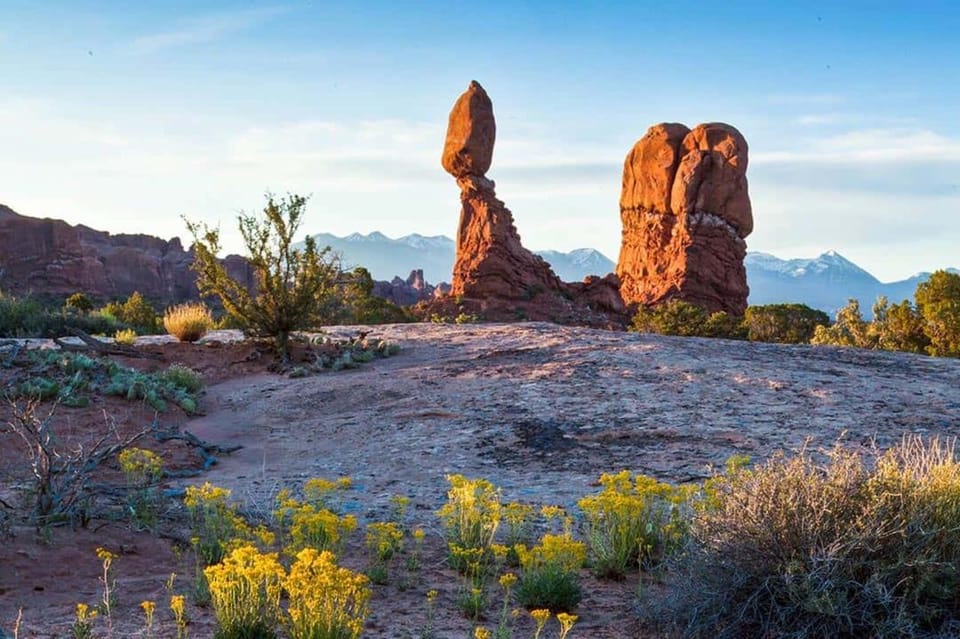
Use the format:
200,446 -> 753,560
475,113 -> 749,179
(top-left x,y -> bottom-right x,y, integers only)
648,437 -> 960,639
163,302 -> 213,342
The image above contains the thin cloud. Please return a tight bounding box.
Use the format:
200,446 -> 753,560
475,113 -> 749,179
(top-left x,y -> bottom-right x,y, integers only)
765,93 -> 847,106
130,6 -> 288,54
754,128 -> 960,165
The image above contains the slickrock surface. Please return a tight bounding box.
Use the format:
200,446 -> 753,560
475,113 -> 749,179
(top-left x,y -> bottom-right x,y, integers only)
193,322 -> 960,517
617,122 -> 753,314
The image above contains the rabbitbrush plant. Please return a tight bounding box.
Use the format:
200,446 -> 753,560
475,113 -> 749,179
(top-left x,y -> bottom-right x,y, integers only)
578,470 -> 694,578
204,544 -> 284,639
285,548 -> 371,639
184,193 -> 342,360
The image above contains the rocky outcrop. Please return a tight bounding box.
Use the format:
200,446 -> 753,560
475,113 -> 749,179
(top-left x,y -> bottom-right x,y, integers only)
371,269 -> 448,306
443,81 -> 565,300
0,204 -> 253,303
616,123 -> 753,315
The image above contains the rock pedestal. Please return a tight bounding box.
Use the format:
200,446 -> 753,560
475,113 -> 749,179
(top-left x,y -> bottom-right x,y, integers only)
443,81 -> 563,299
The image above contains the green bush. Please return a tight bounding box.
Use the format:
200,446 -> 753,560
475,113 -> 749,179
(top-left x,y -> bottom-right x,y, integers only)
65,292 -> 94,313
656,439 -> 960,638
743,303 -> 829,344
578,471 -> 693,579
514,533 -> 585,612
185,193 -> 343,359
0,294 -> 121,338
630,300 -> 745,340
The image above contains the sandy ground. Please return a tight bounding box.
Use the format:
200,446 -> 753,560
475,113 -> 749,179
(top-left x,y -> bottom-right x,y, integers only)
2,322 -> 960,638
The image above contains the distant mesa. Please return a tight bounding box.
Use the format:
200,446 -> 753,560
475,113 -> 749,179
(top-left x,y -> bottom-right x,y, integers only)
616,122 -> 753,315
0,204 -> 253,303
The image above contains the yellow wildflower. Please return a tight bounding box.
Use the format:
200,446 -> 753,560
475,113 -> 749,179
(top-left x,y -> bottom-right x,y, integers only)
557,612 -> 578,639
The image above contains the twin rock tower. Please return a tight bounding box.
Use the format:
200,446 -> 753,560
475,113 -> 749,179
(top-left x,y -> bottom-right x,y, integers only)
442,80 -> 753,317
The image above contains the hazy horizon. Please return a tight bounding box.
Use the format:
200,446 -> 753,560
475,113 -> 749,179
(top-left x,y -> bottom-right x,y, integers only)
3,1 -> 958,281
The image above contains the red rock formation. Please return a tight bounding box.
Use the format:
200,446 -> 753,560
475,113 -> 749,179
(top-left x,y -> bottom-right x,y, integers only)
0,204 -> 253,303
371,269 -> 444,306
443,81 -> 564,300
616,122 -> 752,315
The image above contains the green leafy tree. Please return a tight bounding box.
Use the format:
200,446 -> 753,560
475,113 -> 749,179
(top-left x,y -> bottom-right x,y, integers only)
811,299 -> 875,348
184,193 -> 341,359
871,296 -> 929,354
915,270 -> 960,357
339,267 -> 412,325
65,292 -> 94,314
743,304 -> 830,344
120,292 -> 159,333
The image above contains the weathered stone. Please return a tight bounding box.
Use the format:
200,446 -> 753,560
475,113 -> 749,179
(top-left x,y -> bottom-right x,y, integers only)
441,80 -> 496,179
442,83 -> 564,300
616,122 -> 753,315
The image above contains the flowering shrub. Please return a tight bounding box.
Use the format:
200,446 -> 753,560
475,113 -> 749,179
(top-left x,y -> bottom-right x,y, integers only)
515,533 -> 585,612
285,548 -> 370,639
274,488 -> 357,557
184,483 -> 246,565
437,474 -> 501,572
204,545 -> 284,639
578,470 -> 694,578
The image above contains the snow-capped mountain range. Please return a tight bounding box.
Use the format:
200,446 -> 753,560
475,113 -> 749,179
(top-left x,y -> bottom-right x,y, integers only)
308,231 -> 956,315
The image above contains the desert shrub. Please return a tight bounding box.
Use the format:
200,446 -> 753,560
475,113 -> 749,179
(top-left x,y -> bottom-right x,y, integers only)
701,310 -> 747,339
338,267 -> 414,325
185,193 -> 342,359
162,364 -> 204,394
577,470 -> 694,579
65,292 -> 94,313
274,479 -> 357,557
0,294 -> 119,337
113,328 -> 137,345
514,533 -> 585,612
631,300 -> 745,339
118,292 -> 159,333
437,474 -> 502,572
631,299 -> 708,336
811,298 -> 876,349
5,399 -> 145,530
204,544 -> 284,639
164,302 -> 214,342
657,438 -> 960,639
185,483 -> 248,566
285,548 -> 371,639
743,303 -> 830,344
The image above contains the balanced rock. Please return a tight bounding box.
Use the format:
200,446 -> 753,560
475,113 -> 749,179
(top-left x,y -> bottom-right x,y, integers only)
441,80 -> 496,178
443,82 -> 563,299
616,122 -> 753,315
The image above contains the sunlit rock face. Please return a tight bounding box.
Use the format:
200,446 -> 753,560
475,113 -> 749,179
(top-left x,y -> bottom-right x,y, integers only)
617,122 -> 753,315
442,81 -> 563,300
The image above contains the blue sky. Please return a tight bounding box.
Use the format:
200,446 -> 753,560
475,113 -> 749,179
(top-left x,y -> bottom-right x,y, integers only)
2,1 -> 958,281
